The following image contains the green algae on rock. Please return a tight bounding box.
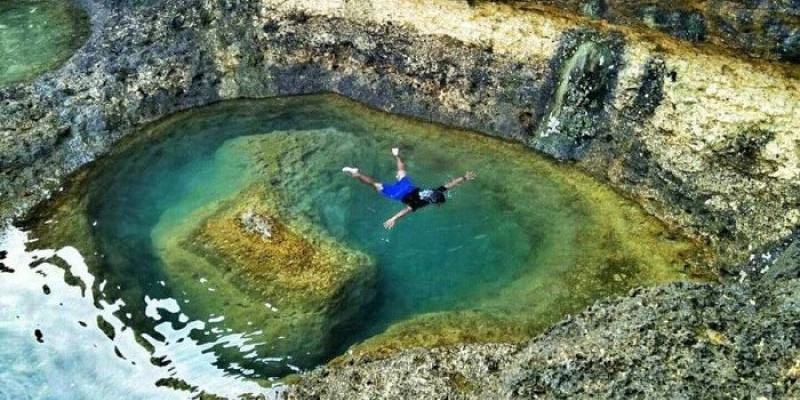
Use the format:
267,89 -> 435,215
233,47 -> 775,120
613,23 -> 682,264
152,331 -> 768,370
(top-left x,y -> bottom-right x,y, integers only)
0,0 -> 89,86
154,184 -> 376,369
332,310 -> 537,361
173,186 -> 374,316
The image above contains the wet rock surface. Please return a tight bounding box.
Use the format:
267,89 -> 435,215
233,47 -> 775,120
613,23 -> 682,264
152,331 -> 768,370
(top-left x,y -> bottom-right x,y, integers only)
2,0 -> 797,267
532,32 -> 623,159
0,0 -> 798,398
287,344 -> 521,400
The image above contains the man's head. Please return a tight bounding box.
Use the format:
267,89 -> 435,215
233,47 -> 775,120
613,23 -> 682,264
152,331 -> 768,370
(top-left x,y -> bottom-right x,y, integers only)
420,189 -> 446,205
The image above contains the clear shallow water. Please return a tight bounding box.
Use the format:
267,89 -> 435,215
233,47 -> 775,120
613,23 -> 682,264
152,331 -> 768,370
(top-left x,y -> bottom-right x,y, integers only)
0,0 -> 89,86
3,95 -> 710,398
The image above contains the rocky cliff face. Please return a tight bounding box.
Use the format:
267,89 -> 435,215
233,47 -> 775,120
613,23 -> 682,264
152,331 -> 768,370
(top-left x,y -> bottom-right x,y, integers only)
1,0 -> 799,398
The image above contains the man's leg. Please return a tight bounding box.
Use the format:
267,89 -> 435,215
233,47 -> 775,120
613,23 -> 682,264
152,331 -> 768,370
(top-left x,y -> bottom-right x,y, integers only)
343,167 -> 383,191
392,148 -> 407,179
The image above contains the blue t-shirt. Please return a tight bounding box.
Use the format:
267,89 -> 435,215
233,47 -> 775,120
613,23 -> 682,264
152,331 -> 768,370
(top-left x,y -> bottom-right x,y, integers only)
380,176 -> 416,200
381,176 -> 448,210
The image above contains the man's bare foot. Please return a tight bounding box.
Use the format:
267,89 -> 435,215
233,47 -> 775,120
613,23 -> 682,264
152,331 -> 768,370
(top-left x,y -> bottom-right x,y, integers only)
342,167 -> 359,176
391,147 -> 400,156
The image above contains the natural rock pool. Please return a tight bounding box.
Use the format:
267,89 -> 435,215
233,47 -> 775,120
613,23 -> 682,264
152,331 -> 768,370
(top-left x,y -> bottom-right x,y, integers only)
2,95 -> 711,398
0,0 -> 89,86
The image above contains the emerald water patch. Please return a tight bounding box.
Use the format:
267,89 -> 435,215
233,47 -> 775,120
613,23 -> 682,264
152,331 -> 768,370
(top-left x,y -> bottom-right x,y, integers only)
0,0 -> 89,86
10,95 -> 711,396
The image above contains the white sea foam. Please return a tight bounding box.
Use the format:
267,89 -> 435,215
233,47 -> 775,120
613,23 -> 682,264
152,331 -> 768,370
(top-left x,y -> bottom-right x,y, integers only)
0,227 -> 285,399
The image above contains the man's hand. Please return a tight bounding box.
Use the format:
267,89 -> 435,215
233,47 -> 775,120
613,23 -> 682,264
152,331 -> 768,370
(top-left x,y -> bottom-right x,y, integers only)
384,206 -> 412,229
444,171 -> 477,190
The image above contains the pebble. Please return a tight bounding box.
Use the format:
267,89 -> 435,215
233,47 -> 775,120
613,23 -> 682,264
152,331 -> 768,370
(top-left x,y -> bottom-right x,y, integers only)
34,329 -> 44,343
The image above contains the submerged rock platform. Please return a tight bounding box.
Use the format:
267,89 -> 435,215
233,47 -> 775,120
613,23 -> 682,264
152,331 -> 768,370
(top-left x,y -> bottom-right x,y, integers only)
156,185 -> 376,368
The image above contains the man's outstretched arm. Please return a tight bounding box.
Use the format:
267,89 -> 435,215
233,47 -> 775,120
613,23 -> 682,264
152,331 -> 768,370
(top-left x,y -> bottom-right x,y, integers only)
443,171 -> 476,190
383,206 -> 413,229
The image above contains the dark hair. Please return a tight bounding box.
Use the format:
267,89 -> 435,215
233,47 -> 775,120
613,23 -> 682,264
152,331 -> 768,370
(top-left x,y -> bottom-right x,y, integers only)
427,190 -> 446,204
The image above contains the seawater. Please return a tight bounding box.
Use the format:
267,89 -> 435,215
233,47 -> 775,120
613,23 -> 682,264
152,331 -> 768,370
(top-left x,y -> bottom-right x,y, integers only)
1,95 -> 710,399
0,0 -> 89,86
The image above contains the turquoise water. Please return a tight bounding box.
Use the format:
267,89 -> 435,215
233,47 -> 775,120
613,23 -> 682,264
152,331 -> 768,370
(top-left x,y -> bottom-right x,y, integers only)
4,95 -> 706,398
0,0 -> 89,86
81,99 -> 538,370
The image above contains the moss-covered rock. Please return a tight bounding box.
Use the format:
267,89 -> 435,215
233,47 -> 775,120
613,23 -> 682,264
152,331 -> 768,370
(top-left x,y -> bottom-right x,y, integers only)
186,185 -> 373,314
155,185 -> 376,370
335,311 -> 535,362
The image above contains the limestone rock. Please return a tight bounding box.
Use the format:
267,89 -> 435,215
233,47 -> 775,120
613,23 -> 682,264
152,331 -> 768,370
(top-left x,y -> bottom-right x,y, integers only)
238,209 -> 275,241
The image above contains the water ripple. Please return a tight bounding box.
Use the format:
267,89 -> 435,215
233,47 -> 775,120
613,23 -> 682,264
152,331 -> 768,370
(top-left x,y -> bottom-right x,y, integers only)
0,375 -> 35,400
